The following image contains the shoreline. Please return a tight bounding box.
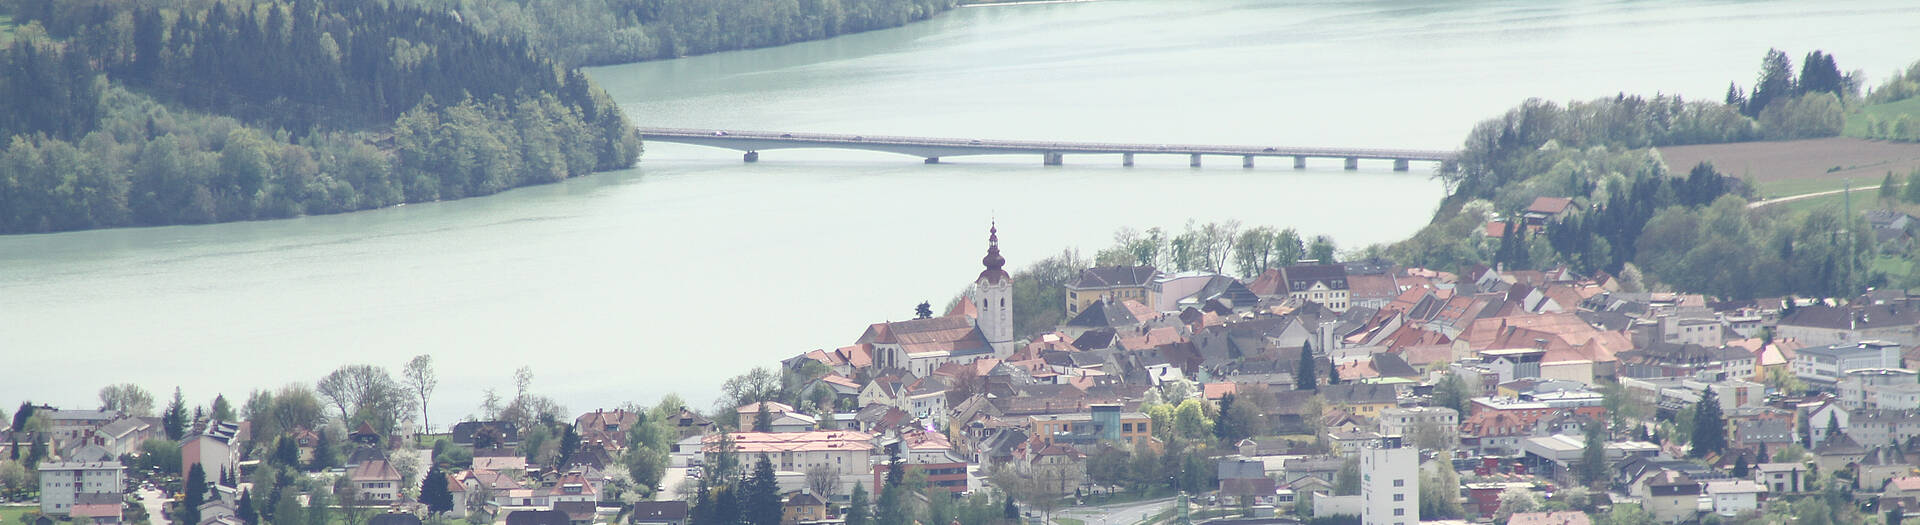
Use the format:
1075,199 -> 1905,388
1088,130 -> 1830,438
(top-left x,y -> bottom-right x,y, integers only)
961,0 -> 1103,7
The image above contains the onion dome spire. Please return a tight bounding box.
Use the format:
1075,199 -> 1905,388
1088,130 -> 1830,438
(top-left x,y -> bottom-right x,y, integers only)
978,222 -> 1009,284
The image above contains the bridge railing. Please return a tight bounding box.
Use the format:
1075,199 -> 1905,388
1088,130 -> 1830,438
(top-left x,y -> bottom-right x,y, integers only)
636,127 -> 1457,160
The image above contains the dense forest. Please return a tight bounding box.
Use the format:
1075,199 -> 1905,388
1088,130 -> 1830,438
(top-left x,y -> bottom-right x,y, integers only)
1390,49 -> 1879,299
392,0 -> 954,66
0,0 -> 640,233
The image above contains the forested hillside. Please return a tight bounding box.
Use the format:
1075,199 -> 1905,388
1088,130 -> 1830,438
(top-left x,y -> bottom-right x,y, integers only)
393,0 -> 953,66
1390,49 -> 1874,300
0,0 -> 640,233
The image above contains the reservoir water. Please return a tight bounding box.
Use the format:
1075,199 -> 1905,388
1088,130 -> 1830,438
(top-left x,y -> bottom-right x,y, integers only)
5,0 -> 1919,422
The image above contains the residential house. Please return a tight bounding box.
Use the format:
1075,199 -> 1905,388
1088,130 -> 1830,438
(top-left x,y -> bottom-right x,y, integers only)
350,459 -> 403,503
1277,264 -> 1352,312
1066,266 -> 1160,316
504,510 -> 569,525
629,501 -> 689,525
85,417 -> 152,459
1522,197 -> 1574,227
781,493 -> 827,525
70,493 -> 124,525
1888,476 -> 1920,502
450,421 -> 521,450
1319,383 -> 1399,419
1856,446 -> 1911,492
736,402 -> 817,433
1635,470 -> 1702,523
1755,463 -> 1808,494
575,410 -> 639,451
671,408 -> 713,439
1704,480 -> 1765,517
1813,433 -> 1868,473
1024,444 -> 1086,494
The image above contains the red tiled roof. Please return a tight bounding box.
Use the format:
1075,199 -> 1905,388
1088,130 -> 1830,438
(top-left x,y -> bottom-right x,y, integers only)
1202,383 -> 1238,400
858,316 -> 990,355
1525,197 -> 1573,215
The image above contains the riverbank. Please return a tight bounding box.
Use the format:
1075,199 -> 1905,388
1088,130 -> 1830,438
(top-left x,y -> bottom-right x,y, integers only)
961,0 -> 1102,7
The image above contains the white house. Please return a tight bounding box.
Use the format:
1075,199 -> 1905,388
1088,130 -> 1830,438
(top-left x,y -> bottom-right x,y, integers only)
1705,479 -> 1765,516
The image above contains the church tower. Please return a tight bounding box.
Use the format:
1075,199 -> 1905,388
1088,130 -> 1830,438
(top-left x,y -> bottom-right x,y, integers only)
971,223 -> 1015,356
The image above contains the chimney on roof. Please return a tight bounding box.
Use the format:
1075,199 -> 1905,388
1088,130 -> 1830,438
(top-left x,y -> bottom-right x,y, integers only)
1533,338 -> 1548,350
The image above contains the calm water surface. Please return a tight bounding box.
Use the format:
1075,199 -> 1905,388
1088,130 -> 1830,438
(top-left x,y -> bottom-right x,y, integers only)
5,0 -> 1919,422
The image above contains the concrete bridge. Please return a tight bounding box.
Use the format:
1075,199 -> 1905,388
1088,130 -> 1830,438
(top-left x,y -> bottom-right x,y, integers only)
637,127 -> 1459,171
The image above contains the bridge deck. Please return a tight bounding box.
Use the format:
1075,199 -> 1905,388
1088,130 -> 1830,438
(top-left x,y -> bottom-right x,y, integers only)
637,127 -> 1457,163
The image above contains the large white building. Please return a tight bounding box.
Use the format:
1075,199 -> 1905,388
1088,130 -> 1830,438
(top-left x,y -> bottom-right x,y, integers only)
1376,407 -> 1459,449
38,461 -> 125,516
1836,368 -> 1920,410
711,431 -> 877,496
1359,437 -> 1418,525
1794,341 -> 1904,386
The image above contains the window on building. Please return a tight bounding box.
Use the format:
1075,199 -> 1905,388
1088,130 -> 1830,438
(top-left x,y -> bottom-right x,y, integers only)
1393,494 -> 1404,501
1394,509 -> 1405,516
1393,479 -> 1404,487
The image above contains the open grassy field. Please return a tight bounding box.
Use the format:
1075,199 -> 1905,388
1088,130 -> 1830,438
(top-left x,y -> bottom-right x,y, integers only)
1661,137 -> 1920,188
1664,137 -> 1920,210
1753,175 -> 1883,200
1846,97 -> 1920,138
0,505 -> 38,524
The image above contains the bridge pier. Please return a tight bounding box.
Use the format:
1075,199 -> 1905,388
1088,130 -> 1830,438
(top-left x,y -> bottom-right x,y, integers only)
743,151 -> 759,163
1242,155 -> 1255,169
1190,154 -> 1202,168
1293,156 -> 1307,169
1123,153 -> 1134,167
1393,159 -> 1409,171
1043,153 -> 1063,166
1344,157 -> 1358,170
924,157 -> 940,164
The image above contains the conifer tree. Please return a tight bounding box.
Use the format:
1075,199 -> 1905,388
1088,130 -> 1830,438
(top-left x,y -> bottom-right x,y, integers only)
1689,388 -> 1726,457
237,488 -> 257,525
182,464 -> 206,525
845,483 -> 870,525
1296,341 -> 1317,391
745,456 -> 782,525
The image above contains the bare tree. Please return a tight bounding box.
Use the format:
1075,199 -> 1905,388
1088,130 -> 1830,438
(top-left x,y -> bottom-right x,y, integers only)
317,365 -> 416,434
336,475 -> 369,525
805,464 -> 840,500
403,355 -> 438,434
99,384 -> 156,416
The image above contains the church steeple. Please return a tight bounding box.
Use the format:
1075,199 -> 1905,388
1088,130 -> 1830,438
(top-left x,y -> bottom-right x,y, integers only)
978,222 -> 1009,284
970,222 -> 1014,356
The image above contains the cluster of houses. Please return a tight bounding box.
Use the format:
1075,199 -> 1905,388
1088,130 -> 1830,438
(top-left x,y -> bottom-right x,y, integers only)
18,220 -> 1920,525
731,223 -> 1920,523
